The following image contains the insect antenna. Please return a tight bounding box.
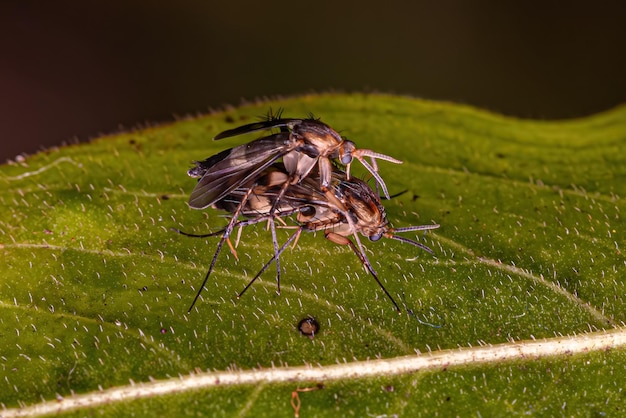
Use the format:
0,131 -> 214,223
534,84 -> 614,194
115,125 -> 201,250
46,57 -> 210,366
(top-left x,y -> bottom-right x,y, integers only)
356,148 -> 404,165
386,224 -> 440,254
393,224 -> 440,232
348,149 -> 402,200
357,158 -> 390,199
387,234 -> 435,255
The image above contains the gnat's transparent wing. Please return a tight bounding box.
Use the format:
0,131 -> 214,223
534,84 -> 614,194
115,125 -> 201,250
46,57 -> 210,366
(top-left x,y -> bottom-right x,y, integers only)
188,134 -> 293,209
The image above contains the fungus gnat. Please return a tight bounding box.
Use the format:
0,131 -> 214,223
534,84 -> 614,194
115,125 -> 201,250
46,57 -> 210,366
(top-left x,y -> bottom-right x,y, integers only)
182,162 -> 438,313
188,112 -> 402,210
180,111 -> 438,314
186,112 -> 402,299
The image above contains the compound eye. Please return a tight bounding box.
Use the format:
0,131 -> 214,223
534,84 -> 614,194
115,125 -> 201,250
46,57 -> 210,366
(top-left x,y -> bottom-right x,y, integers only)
340,141 -> 356,164
369,233 -> 383,242
300,206 -> 316,217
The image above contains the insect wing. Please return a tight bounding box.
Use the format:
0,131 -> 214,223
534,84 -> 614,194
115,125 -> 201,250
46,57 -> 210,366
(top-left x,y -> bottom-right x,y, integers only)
188,147 -> 235,179
214,169 -> 288,216
188,134 -> 292,209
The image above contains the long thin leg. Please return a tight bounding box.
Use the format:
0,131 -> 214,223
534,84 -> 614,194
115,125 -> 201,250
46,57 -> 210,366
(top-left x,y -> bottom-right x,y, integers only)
187,187 -> 254,312
315,191 -> 402,311
266,179 -> 297,294
269,216 -> 281,294
328,198 -> 401,312
325,231 -> 401,313
238,228 -> 302,298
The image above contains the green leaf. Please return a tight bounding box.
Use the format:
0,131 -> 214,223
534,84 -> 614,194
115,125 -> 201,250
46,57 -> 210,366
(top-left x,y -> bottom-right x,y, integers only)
2,93 -> 625,416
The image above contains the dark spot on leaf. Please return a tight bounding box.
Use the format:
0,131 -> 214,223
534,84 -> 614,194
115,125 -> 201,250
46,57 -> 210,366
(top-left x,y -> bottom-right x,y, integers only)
298,316 -> 320,337
495,152 -> 505,158
224,115 -> 235,123
160,195 -> 170,201
129,139 -> 136,145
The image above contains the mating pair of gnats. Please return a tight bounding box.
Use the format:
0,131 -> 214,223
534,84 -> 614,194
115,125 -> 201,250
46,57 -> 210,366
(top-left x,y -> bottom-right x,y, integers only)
179,113 -> 439,313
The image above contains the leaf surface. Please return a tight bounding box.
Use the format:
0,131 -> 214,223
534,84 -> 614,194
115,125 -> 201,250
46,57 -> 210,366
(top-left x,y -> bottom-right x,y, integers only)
1,94 -> 625,416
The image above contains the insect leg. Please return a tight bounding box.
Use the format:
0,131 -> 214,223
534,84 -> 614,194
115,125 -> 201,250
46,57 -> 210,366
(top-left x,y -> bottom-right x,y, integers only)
225,237 -> 239,261
317,157 -> 333,191
290,227 -> 303,249
238,227 -> 302,298
269,215 -> 282,294
324,231 -> 401,313
266,179 -> 301,294
187,187 -> 255,312
234,224 -> 244,248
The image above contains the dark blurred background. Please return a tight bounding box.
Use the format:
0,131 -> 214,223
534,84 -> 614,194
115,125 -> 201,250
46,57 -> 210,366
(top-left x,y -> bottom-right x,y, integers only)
2,1 -> 626,162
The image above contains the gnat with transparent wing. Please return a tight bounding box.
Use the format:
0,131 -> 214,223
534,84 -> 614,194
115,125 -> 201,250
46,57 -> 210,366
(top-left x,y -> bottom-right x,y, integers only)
186,112 -> 403,295
185,114 -> 398,291
187,111 -> 402,210
182,163 -> 438,313
180,113 -> 438,313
